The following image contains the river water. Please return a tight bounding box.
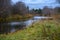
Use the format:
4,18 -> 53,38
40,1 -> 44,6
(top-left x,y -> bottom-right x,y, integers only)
1,16 -> 52,33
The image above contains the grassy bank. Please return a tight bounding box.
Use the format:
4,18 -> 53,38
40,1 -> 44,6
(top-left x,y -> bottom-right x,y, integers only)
0,20 -> 60,40
0,14 -> 33,22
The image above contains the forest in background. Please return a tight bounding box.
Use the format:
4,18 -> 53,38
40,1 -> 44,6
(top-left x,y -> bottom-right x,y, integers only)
0,0 -> 60,22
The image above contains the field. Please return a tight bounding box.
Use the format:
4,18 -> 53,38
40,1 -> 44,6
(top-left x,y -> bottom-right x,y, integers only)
0,20 -> 60,40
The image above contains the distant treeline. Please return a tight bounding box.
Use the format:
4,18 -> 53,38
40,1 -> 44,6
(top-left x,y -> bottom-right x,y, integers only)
0,0 -> 60,22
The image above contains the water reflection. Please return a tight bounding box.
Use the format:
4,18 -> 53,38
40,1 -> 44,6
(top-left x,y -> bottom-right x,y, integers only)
1,16 -> 52,33
8,19 -> 36,32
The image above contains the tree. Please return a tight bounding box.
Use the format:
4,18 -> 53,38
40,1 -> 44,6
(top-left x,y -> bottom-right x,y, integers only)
42,6 -> 51,16
57,7 -> 60,13
12,2 -> 29,15
38,9 -> 42,15
56,0 -> 60,3
0,0 -> 11,18
54,7 -> 60,14
0,0 -> 12,34
30,9 -> 42,15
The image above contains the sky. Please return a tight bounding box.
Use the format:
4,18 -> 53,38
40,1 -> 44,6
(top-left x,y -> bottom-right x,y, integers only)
12,0 -> 60,9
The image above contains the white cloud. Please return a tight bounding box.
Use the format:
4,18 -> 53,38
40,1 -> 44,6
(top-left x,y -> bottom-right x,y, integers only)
24,0 -> 56,4
12,0 -> 60,9
12,0 -> 56,4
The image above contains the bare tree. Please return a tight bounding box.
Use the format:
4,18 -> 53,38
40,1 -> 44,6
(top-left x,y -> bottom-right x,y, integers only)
0,0 -> 11,18
12,2 -> 29,15
56,0 -> 60,3
0,0 -> 12,34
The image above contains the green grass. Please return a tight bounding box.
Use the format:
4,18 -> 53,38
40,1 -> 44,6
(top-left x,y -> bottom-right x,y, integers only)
0,20 -> 60,40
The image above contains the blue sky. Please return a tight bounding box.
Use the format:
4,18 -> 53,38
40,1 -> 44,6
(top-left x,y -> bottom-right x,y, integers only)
12,0 -> 60,9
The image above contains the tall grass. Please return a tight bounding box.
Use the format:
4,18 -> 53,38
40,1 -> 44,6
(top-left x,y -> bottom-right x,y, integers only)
0,14 -> 33,22
0,20 -> 60,40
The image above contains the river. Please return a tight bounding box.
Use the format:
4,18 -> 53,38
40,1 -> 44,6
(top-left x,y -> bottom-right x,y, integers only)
1,16 -> 52,33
